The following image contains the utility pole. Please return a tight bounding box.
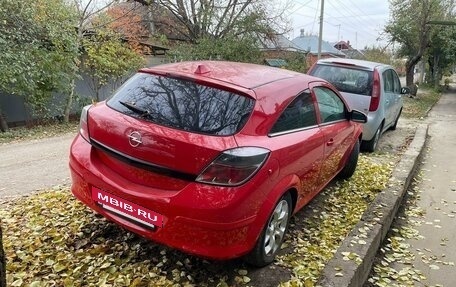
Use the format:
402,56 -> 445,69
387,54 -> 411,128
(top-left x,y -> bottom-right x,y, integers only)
317,0 -> 325,60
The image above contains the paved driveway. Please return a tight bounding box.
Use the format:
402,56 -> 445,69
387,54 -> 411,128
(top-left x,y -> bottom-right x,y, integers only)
0,133 -> 75,201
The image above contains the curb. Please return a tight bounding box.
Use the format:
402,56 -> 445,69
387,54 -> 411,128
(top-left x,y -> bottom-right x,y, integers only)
317,123 -> 429,287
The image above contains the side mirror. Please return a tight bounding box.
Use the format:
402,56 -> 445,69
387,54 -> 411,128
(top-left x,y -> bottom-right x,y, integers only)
401,87 -> 411,94
350,109 -> 367,123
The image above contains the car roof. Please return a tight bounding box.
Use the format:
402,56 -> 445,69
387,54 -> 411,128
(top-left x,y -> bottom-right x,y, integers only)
316,57 -> 390,71
140,61 -> 307,90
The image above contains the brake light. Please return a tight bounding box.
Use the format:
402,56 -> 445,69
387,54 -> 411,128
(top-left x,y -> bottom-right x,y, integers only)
196,147 -> 270,186
79,105 -> 91,142
369,70 -> 381,112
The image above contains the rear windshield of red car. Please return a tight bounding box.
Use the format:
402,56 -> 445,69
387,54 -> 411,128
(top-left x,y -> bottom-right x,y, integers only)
107,73 -> 254,136
310,64 -> 373,96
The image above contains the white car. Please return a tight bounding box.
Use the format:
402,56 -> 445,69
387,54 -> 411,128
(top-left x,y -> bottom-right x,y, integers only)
308,58 -> 409,152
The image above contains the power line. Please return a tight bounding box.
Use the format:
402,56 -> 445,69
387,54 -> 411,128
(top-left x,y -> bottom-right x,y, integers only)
289,0 -> 314,14
327,13 -> 389,20
294,20 -> 318,30
345,0 -> 389,20
287,0 -> 388,47
325,0 -> 381,39
311,0 -> 320,35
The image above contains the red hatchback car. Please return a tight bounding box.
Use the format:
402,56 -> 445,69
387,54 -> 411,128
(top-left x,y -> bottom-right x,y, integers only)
69,61 -> 366,266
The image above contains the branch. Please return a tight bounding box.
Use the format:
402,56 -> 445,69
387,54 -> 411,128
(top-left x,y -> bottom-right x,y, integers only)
75,0 -> 119,29
156,0 -> 197,41
89,4 -> 142,31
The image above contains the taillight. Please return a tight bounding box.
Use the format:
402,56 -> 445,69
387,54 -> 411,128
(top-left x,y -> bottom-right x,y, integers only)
196,147 -> 270,186
369,70 -> 381,112
79,105 -> 91,142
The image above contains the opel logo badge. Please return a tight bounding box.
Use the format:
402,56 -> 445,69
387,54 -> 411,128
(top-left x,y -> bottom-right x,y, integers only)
128,131 -> 142,147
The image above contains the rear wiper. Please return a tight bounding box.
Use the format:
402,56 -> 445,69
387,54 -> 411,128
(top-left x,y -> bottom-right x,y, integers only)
119,100 -> 151,117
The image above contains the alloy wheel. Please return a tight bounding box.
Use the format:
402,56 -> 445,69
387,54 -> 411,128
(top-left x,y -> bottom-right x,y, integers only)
263,199 -> 290,256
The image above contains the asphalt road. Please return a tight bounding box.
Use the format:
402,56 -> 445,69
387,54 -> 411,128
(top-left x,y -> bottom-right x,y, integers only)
0,133 -> 75,201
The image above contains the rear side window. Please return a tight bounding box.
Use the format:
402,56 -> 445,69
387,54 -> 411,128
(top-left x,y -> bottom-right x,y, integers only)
270,91 -> 317,134
392,70 -> 401,93
383,69 -> 401,94
314,87 -> 347,123
382,69 -> 395,92
310,64 -> 373,96
107,73 -> 254,136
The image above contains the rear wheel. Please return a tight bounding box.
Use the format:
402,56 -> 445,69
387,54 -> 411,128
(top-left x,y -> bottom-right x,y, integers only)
338,140 -> 360,179
389,109 -> 402,131
245,193 -> 292,267
362,123 -> 382,152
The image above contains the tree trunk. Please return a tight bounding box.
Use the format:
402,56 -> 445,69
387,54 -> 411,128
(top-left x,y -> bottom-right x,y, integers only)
0,225 -> 6,287
418,60 -> 425,84
405,62 -> 416,87
63,78 -> 76,123
433,53 -> 440,89
95,85 -> 100,102
147,4 -> 155,34
0,107 -> 8,132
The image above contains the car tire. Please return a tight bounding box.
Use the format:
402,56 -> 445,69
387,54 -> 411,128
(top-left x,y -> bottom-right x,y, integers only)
389,109 -> 402,131
362,123 -> 382,152
338,140 -> 360,179
245,192 -> 292,267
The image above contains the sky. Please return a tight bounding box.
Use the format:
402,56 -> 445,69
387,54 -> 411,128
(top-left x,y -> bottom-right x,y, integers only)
285,0 -> 391,49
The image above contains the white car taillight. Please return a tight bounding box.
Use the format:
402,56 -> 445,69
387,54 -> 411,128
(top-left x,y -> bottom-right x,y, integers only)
79,105 -> 91,142
196,147 -> 270,186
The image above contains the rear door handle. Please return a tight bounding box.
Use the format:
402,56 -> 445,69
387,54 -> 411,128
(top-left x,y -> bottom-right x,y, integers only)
327,139 -> 334,146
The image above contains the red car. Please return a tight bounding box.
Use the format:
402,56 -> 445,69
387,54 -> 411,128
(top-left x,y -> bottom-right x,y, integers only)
69,61 -> 366,266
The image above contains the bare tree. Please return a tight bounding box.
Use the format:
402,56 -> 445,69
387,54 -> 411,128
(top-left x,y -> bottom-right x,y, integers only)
131,0 -> 291,42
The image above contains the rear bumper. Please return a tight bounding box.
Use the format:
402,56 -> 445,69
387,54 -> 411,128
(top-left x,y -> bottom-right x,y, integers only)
362,113 -> 382,141
69,135 -> 263,260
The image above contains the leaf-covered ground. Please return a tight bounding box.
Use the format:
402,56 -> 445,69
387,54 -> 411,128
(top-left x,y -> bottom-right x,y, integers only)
277,155 -> 393,286
366,174 -> 428,287
0,155 -> 393,287
0,122 -> 78,144
402,88 -> 441,119
367,172 -> 455,287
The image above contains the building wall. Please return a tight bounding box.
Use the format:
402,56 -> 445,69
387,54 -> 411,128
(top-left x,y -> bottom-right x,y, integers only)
306,53 -> 346,68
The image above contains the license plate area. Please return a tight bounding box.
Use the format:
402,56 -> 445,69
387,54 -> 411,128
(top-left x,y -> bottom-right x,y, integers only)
91,187 -> 164,229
